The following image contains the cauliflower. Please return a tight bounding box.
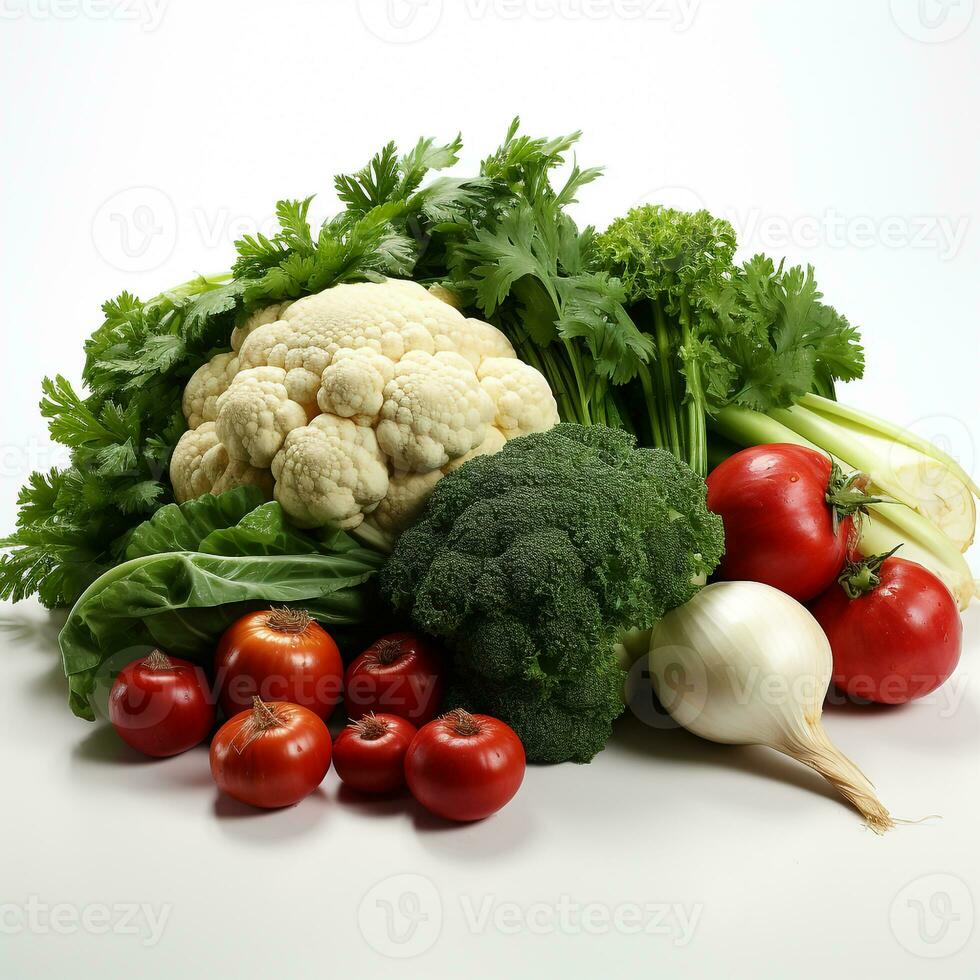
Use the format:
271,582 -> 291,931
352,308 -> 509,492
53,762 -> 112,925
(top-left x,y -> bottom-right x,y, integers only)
182,352 -> 240,430
170,422 -> 274,504
376,350 -> 494,472
478,356 -> 562,438
272,415 -> 389,529
215,367 -> 308,468
170,279 -> 559,533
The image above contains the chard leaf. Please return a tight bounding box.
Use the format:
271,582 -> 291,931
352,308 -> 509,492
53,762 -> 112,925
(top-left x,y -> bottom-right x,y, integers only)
60,488 -> 385,720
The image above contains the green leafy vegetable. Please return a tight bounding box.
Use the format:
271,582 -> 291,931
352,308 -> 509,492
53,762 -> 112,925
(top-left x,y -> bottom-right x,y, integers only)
382,424 -> 724,763
60,488 -> 386,719
597,206 -> 865,475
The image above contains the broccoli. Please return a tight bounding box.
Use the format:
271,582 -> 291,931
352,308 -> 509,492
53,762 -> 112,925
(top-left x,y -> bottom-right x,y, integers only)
382,424 -> 725,763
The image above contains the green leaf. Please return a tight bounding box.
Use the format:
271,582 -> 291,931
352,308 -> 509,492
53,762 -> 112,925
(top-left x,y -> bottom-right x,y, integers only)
181,280 -> 246,339
398,133 -> 464,196
61,549 -> 384,719
122,486 -> 267,559
60,489 -> 387,719
334,141 -> 400,216
199,501 -> 331,557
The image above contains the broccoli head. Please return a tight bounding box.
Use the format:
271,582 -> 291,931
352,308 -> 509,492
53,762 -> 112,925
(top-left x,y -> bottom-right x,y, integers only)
382,423 -> 725,763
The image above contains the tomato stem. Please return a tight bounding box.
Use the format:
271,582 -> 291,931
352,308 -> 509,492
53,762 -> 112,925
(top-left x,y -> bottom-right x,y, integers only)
250,696 -> 281,730
143,648 -> 174,671
233,697 -> 283,754
266,607 -> 312,634
351,713 -> 389,741
371,638 -> 405,666
444,708 -> 481,736
825,462 -> 882,534
837,545 -> 902,599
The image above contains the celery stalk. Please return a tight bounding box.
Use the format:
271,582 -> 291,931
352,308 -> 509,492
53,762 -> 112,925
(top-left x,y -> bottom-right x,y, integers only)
768,399 -> 976,551
709,405 -> 977,609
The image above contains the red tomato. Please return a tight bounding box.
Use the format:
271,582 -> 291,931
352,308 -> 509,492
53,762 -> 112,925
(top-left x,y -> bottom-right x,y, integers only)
344,632 -> 444,724
108,649 -> 214,758
707,444 -> 870,602
405,709 -> 525,822
210,698 -> 332,809
215,608 -> 343,719
333,713 -> 417,794
811,553 -> 962,704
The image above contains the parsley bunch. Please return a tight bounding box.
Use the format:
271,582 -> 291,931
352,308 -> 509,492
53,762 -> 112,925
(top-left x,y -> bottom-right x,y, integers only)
598,206 -> 865,474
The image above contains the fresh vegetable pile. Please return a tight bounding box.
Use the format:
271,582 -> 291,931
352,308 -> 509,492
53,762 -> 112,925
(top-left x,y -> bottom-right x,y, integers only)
2,120 -> 976,830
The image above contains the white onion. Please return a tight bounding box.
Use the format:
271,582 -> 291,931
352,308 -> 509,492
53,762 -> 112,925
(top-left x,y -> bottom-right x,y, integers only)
649,581 -> 893,833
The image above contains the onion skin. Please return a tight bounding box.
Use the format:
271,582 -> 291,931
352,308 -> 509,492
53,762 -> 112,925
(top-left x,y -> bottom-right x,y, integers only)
649,581 -> 894,834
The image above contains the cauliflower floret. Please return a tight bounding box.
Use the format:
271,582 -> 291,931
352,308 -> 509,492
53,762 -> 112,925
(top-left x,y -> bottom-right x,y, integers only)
447,318 -> 518,369
443,425 -> 507,474
318,347 -> 395,424
170,422 -> 273,503
370,426 -> 507,534
230,302 -> 292,353
282,368 -> 323,420
237,279 -> 477,374
376,350 -> 495,472
215,367 -> 308,468
182,352 -> 240,430
272,415 -> 389,529
170,423 -> 224,502
370,469 -> 443,535
478,357 -> 561,438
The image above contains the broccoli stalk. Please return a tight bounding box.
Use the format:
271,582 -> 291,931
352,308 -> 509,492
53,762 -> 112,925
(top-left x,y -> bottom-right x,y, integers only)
382,424 -> 725,763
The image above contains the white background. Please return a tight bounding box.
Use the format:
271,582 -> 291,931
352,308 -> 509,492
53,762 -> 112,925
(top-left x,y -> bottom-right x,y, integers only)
1,1 -> 978,977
